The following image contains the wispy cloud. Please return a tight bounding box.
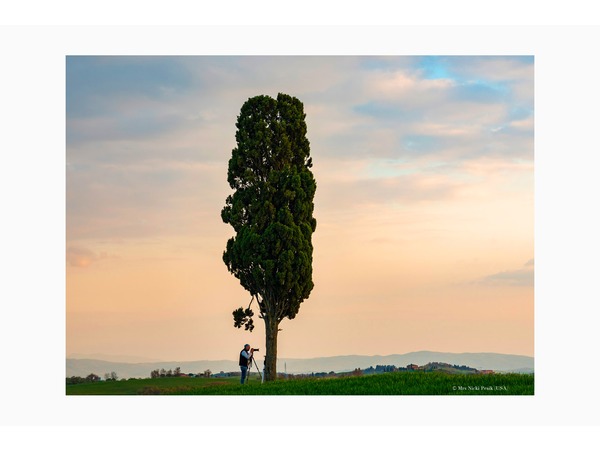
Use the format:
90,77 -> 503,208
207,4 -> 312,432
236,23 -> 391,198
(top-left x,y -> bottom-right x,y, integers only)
66,55 -> 533,245
476,259 -> 534,287
66,246 -> 113,268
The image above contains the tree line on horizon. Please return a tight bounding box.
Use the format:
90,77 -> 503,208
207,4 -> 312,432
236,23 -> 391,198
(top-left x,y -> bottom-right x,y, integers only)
66,362 -> 490,385
66,371 -> 118,385
149,367 -> 212,378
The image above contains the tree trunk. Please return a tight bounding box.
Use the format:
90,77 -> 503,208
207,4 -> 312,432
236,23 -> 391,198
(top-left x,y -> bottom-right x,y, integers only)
264,318 -> 279,381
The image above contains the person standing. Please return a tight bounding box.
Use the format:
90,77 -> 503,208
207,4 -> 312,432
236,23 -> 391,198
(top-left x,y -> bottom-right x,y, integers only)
239,344 -> 254,384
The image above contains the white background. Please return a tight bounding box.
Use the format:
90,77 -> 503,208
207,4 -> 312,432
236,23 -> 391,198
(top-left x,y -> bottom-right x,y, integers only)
1,1 -> 600,447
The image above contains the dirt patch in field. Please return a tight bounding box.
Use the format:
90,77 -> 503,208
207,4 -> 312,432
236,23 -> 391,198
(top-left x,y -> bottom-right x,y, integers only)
137,385 -> 197,395
138,386 -> 162,395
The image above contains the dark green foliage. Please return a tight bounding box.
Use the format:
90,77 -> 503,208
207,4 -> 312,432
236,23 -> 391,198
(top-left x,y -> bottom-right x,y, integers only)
222,93 -> 317,381
66,373 -> 100,385
232,307 -> 255,331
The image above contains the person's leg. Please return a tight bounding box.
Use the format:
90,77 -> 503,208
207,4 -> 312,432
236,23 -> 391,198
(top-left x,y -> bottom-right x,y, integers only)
240,366 -> 247,384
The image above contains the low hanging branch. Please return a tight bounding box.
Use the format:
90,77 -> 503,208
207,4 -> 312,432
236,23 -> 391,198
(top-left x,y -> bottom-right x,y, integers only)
232,295 -> 263,332
232,306 -> 255,332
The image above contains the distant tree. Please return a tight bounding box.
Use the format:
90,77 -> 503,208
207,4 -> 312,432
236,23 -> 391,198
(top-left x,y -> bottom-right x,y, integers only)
160,368 -> 166,378
151,369 -> 160,379
111,371 -> 118,381
166,369 -> 173,377
174,367 -> 181,377
86,373 -> 100,382
66,376 -> 85,385
222,93 -> 317,382
203,369 -> 212,378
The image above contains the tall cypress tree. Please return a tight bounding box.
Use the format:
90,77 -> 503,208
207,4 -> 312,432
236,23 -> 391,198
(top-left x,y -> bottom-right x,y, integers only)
222,93 -> 317,381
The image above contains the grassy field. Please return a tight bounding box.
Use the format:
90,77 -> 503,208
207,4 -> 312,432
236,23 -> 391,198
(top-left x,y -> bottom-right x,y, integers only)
66,371 -> 534,395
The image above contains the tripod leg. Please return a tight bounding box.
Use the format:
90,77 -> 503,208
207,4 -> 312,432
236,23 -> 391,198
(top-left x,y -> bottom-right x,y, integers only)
253,357 -> 263,384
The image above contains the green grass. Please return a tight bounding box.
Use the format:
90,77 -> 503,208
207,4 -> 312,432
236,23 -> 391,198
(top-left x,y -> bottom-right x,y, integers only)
66,376 -> 241,395
66,372 -> 534,395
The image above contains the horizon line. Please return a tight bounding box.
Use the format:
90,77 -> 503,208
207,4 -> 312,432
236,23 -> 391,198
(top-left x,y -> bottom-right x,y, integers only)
67,349 -> 535,363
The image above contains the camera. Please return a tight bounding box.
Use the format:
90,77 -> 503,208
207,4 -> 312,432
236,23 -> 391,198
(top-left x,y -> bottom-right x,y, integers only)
251,348 -> 260,352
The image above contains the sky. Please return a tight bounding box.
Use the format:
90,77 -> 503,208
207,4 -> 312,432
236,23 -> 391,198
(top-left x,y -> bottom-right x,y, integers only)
66,55 -> 533,362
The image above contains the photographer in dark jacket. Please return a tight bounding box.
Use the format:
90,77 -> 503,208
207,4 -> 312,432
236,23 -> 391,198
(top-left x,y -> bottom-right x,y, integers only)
239,344 -> 254,384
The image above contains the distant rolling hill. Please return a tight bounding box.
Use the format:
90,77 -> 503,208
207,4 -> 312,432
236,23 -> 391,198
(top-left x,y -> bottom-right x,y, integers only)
67,353 -> 162,363
278,351 -> 533,374
66,351 -> 533,379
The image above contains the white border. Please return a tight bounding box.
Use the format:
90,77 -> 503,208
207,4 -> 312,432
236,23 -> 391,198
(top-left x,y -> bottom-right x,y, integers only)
2,23 -> 600,436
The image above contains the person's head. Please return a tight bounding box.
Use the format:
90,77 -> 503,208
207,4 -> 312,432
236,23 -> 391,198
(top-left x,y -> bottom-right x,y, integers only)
244,344 -> 250,351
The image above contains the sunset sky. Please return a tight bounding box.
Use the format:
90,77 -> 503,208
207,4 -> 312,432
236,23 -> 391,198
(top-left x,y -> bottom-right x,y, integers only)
66,56 -> 533,362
